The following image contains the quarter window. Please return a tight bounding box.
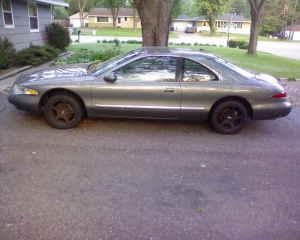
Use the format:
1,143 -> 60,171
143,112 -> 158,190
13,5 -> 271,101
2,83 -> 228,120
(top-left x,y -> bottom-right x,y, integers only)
97,17 -> 109,22
183,59 -> 217,82
115,56 -> 177,82
1,0 -> 14,27
28,2 -> 38,32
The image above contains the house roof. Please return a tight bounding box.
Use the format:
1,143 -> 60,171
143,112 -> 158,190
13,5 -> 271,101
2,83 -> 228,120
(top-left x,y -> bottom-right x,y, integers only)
175,14 -> 250,22
175,15 -> 206,21
36,0 -> 69,7
70,12 -> 88,19
89,8 -> 134,17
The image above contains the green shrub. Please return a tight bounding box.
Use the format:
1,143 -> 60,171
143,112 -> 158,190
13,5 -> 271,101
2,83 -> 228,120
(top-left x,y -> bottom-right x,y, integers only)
54,47 -> 121,65
238,41 -> 249,50
228,39 -> 239,48
0,37 -> 16,69
125,40 -> 142,44
16,45 -> 60,66
112,39 -> 120,47
228,39 -> 249,49
46,23 -> 70,50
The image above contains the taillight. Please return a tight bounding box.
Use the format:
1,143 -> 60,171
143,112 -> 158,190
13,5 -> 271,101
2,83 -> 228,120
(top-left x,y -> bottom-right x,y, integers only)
272,92 -> 287,99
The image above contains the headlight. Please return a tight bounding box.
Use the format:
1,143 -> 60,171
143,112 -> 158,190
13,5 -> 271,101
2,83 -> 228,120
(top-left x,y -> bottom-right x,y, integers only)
12,85 -> 39,96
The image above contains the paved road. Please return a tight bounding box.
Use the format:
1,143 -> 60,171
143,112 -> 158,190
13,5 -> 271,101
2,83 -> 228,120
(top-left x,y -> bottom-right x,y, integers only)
0,84 -> 300,239
72,35 -> 300,60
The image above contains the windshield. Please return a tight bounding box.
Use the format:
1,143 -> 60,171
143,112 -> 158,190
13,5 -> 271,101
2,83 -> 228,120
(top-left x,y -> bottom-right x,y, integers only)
89,50 -> 141,75
214,57 -> 255,79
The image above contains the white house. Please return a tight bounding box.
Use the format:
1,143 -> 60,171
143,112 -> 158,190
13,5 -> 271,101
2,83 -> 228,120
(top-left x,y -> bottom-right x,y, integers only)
172,14 -> 251,35
69,12 -> 88,28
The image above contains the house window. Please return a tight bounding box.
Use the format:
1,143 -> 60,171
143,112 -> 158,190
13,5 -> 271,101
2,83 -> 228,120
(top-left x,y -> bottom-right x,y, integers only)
28,2 -> 39,32
97,17 -> 108,22
124,17 -> 127,21
1,0 -> 14,28
118,17 -> 121,24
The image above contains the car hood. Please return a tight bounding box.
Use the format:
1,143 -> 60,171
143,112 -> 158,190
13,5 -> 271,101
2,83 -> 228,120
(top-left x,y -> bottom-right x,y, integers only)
16,66 -> 88,84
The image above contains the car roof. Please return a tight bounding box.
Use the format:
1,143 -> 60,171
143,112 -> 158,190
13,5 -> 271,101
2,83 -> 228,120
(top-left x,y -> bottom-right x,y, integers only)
134,47 -> 217,60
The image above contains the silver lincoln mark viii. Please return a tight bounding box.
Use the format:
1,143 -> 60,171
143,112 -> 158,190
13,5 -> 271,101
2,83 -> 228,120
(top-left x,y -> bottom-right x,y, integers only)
8,48 -> 292,134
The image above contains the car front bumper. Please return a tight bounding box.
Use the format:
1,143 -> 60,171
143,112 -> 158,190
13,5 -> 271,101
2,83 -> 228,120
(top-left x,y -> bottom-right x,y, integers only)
252,100 -> 292,120
8,94 -> 41,113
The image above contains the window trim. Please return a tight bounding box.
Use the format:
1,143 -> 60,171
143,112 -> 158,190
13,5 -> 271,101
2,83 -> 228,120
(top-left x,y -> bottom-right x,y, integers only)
181,58 -> 222,82
113,55 -> 181,83
97,16 -> 109,23
28,1 -> 39,32
1,0 -> 15,28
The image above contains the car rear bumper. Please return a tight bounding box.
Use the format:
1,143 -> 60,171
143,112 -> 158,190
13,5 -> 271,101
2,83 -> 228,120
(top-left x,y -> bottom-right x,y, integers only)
8,94 -> 40,113
252,100 -> 292,120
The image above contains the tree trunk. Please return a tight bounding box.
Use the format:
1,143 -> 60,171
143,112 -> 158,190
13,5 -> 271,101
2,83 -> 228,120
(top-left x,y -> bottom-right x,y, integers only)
111,8 -> 119,28
134,0 -> 175,47
248,17 -> 260,54
248,0 -> 266,54
133,7 -> 137,31
208,16 -> 216,34
78,0 -> 87,28
79,9 -> 84,28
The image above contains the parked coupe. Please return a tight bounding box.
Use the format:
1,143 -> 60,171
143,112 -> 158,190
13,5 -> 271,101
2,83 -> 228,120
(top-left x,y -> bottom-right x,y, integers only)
8,47 -> 292,134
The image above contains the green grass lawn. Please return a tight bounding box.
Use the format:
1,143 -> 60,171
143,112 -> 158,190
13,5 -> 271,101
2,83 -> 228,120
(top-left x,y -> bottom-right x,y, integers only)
81,27 -> 178,38
69,43 -> 300,79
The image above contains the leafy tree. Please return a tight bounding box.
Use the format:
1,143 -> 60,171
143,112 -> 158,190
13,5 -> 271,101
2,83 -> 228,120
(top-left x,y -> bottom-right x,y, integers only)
261,15 -> 282,35
77,0 -> 90,27
247,0 -> 267,54
230,0 -> 250,17
192,0 -> 229,34
53,6 -> 69,19
260,0 -> 288,36
96,0 -> 127,28
127,0 -> 138,30
172,0 -> 184,18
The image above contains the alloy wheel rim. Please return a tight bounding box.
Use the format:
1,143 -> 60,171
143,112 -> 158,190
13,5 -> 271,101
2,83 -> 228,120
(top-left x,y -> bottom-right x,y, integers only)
217,107 -> 244,130
49,101 -> 75,124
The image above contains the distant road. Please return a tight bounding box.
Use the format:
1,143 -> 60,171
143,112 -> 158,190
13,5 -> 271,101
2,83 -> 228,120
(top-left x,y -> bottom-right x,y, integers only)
71,34 -> 300,60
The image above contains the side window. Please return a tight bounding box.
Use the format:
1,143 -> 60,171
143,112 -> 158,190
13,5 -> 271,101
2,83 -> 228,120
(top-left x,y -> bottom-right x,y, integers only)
183,59 -> 217,82
28,2 -> 39,32
1,0 -> 14,28
115,56 -> 177,82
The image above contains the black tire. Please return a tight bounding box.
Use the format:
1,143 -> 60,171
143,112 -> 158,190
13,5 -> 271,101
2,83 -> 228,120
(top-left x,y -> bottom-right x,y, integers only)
43,93 -> 83,129
210,100 -> 248,135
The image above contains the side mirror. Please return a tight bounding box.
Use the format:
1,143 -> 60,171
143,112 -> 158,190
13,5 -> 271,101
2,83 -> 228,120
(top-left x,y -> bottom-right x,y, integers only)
104,73 -> 117,83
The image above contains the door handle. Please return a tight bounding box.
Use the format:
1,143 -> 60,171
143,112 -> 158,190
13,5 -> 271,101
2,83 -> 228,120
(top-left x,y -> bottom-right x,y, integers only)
164,88 -> 175,93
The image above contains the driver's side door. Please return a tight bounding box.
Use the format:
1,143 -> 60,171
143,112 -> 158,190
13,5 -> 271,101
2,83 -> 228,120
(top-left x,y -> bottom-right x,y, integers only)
91,56 -> 181,119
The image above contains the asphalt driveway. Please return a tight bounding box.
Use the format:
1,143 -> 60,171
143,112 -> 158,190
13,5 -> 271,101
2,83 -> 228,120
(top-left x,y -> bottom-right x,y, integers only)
0,76 -> 300,240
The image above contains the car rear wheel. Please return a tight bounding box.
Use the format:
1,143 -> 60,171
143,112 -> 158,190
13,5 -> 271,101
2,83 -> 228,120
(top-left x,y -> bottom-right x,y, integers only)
43,94 -> 83,129
210,101 -> 248,134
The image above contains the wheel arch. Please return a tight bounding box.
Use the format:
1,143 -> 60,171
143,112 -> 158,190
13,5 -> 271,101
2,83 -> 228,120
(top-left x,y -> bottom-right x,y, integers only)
39,88 -> 87,116
209,96 -> 253,120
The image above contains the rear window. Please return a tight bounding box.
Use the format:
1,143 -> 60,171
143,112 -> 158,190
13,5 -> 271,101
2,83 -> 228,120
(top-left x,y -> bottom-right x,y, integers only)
214,58 -> 255,79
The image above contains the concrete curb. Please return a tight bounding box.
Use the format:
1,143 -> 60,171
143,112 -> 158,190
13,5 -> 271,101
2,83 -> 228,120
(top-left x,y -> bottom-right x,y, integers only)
0,66 -> 32,81
280,78 -> 300,81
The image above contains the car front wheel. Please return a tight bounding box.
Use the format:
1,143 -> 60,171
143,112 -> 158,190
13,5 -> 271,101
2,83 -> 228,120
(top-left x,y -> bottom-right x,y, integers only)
43,93 -> 83,129
210,101 -> 248,134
